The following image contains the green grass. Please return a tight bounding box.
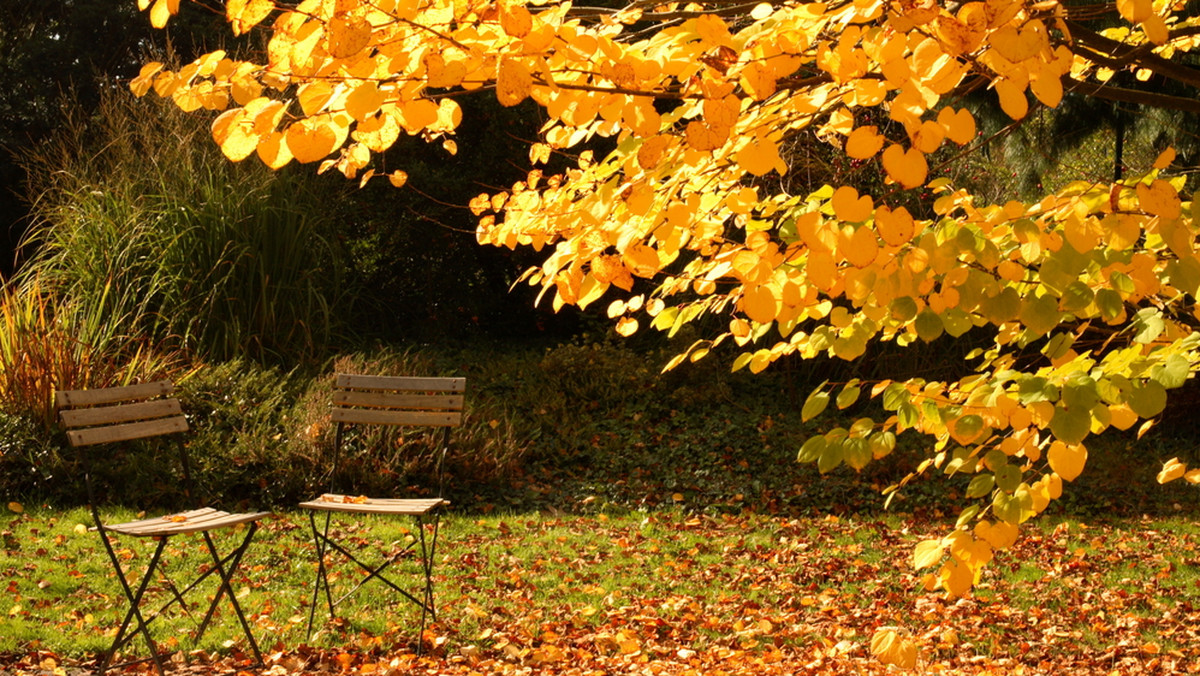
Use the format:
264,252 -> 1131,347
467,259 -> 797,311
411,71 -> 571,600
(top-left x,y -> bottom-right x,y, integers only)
3,505 -> 1200,672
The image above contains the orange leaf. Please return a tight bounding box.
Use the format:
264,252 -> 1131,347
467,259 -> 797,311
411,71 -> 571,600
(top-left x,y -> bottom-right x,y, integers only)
388,171 -> 409,188
1136,179 -> 1182,219
831,186 -> 873,223
988,24 -> 1047,62
938,107 -> 976,145
227,0 -> 274,36
345,82 -> 385,122
1047,441 -> 1087,482
327,15 -> 372,59
212,109 -> 259,162
911,120 -> 945,154
845,126 -> 884,159
285,120 -> 338,163
875,205 -> 915,246
881,144 -> 928,188
685,120 -> 726,151
637,135 -> 672,170
994,78 -> 1028,120
844,226 -> 879,268
742,285 -> 779,324
497,58 -> 533,107
130,62 -> 164,97
425,53 -> 468,89
500,1 -> 533,38
734,137 -> 785,176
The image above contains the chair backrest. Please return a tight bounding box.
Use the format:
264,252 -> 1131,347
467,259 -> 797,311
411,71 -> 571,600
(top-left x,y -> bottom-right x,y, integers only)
330,374 -> 465,495
57,381 -> 188,447
332,374 -> 465,427
55,380 -> 191,515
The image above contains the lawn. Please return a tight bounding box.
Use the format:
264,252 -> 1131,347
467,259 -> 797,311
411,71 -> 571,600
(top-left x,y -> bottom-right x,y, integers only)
3,504 -> 1199,674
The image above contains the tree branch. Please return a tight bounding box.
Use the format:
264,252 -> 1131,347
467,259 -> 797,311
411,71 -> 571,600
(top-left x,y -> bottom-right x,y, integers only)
1060,74 -> 1200,114
1062,19 -> 1200,92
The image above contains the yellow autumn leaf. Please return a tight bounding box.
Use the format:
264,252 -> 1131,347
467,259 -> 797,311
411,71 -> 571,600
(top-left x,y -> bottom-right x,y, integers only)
256,131 -> 293,168
345,82 -> 385,122
130,62 -> 164,97
911,120 -> 945,154
740,62 -> 777,101
685,121 -> 726,151
1143,14 -> 1169,44
912,538 -> 945,569
1157,457 -> 1187,484
501,1 -> 534,38
995,77 -> 1028,120
1047,441 -> 1087,482
425,53 -> 468,89
637,135 -> 671,170
227,0 -> 274,36
622,243 -> 660,277
988,24 -> 1046,63
870,628 -> 918,669
938,107 -> 976,145
734,137 -> 785,176
1136,179 -> 1182,219
831,186 -> 873,223
939,558 -> 974,597
7,502 -> 23,514
388,170 -> 409,188
497,58 -> 533,107
974,520 -> 1019,550
1030,62 -> 1063,107
875,205 -> 915,247
148,0 -> 181,29
327,15 -> 373,59
297,81 -> 333,117
285,120 -> 338,164
741,284 -> 779,324
1153,147 -> 1176,169
212,109 -> 259,162
844,226 -> 879,268
1117,0 -> 1153,23
615,316 -> 639,336
844,126 -> 884,159
881,144 -> 928,189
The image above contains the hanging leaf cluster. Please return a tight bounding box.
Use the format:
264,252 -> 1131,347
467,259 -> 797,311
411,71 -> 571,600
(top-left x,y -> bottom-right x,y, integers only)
133,0 -> 1200,601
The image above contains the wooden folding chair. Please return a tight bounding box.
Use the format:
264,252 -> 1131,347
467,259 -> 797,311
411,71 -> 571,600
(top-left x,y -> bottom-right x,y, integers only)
56,381 -> 269,676
300,374 -> 462,651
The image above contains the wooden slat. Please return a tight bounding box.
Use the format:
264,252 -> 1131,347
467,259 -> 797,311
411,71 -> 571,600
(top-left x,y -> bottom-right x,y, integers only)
55,381 -> 173,408
299,495 -> 447,516
66,416 -> 188,447
331,409 -> 461,427
59,399 -> 182,429
106,508 -> 270,537
333,390 -> 463,411
336,374 -> 465,393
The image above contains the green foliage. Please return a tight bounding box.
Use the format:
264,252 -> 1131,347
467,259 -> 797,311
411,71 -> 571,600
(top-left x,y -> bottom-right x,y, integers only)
19,86 -> 348,363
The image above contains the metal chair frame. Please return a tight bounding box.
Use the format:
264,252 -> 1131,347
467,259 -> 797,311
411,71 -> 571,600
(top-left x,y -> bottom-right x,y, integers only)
300,374 -> 462,653
56,381 -> 268,675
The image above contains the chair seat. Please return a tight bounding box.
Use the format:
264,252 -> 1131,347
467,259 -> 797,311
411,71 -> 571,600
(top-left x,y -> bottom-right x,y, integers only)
105,507 -> 270,537
299,494 -> 448,516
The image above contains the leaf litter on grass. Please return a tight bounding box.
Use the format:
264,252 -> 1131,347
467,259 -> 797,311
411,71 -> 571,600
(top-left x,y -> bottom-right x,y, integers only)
3,509 -> 1200,674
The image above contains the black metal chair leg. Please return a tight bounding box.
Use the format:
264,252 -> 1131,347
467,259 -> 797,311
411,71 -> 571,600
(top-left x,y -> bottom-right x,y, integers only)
307,511 -> 336,639
194,524 -> 263,667
98,536 -> 170,676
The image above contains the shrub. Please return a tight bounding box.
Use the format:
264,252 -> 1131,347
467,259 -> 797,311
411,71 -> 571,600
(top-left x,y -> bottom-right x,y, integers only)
19,84 -> 348,364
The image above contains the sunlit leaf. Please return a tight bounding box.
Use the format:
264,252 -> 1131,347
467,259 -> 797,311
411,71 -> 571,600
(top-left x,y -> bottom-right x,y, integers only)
802,386 -> 830,422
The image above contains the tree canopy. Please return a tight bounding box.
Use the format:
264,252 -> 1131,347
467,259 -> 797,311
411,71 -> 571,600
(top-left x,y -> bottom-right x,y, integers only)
133,0 -> 1200,602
